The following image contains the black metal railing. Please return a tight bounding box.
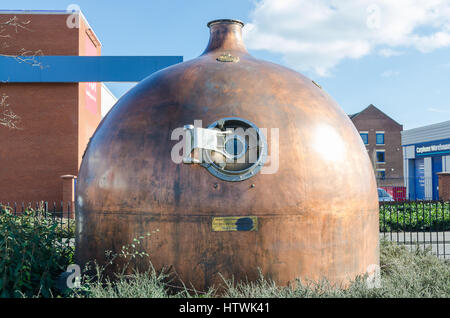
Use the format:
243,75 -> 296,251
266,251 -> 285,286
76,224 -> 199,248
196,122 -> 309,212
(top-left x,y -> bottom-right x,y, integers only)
0,201 -> 75,249
1,200 -> 449,259
379,200 -> 449,259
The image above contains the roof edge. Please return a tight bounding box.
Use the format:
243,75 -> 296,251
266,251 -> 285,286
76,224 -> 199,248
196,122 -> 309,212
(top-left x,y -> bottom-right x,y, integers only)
0,9 -> 102,47
0,9 -> 76,14
402,120 -> 450,134
350,104 -> 403,127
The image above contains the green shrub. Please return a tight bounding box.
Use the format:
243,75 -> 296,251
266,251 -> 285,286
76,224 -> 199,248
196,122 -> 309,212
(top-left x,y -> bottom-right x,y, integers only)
380,202 -> 450,232
0,206 -> 74,298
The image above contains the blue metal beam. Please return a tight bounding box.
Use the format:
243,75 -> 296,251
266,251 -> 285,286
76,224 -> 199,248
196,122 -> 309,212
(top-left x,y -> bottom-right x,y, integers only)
0,56 -> 183,82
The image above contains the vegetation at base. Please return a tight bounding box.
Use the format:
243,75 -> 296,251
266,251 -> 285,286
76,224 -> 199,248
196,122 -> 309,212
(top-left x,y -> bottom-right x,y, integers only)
221,240 -> 450,298
70,240 -> 449,298
0,203 -> 449,298
379,201 -> 450,232
0,206 -> 74,298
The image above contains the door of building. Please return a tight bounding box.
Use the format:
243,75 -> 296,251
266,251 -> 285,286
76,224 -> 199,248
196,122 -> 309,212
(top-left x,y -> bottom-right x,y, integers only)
414,158 -> 425,200
432,156 -> 442,200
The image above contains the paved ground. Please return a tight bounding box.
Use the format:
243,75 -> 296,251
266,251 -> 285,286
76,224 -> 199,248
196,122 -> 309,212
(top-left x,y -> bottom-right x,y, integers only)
380,231 -> 450,259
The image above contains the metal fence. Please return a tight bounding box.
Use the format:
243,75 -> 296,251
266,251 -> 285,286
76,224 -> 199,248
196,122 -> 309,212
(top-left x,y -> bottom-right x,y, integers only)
0,201 -> 75,248
0,201 -> 74,215
1,200 -> 449,259
379,200 -> 450,259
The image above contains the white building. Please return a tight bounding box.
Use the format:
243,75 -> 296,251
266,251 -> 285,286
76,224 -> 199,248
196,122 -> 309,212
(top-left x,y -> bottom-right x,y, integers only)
402,120 -> 450,200
101,83 -> 118,117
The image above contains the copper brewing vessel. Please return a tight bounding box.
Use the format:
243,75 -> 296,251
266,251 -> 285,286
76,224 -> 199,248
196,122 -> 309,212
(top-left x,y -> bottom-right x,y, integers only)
76,19 -> 379,291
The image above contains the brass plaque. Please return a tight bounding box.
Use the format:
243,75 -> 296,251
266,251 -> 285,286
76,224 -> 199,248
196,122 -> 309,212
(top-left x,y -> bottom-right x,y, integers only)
216,53 -> 240,63
212,216 -> 258,232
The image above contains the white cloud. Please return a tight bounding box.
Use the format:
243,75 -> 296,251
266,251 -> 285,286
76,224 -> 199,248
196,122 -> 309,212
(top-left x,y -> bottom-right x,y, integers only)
378,48 -> 403,57
427,107 -> 450,113
381,70 -> 400,77
244,0 -> 450,76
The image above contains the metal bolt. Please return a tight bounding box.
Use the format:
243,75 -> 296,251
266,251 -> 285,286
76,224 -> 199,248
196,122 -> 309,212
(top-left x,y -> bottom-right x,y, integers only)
251,184 -> 255,188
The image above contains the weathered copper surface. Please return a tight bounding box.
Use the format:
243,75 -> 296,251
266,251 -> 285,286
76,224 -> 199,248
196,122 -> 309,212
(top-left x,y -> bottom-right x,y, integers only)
76,19 -> 379,291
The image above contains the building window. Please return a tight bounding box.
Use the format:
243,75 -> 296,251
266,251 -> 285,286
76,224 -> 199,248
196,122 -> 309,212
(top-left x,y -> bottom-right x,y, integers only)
376,169 -> 386,180
376,132 -> 384,145
360,132 -> 368,145
376,150 -> 385,163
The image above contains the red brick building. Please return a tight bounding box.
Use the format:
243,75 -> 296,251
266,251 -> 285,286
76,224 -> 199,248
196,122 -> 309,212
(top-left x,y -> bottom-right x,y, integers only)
350,104 -> 404,187
0,11 -> 103,204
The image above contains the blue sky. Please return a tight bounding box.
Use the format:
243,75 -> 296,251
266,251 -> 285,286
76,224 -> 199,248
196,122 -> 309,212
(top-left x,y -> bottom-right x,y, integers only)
2,0 -> 450,129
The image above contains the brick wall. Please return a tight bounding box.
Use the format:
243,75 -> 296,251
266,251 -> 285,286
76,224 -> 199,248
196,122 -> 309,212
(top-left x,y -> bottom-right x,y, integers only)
351,105 -> 403,187
78,16 -> 102,168
0,14 -> 78,56
0,13 -> 102,204
0,83 -> 79,204
438,173 -> 450,201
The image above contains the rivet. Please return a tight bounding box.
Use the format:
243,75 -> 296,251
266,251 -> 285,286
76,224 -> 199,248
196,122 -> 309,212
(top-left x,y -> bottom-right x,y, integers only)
251,184 -> 256,188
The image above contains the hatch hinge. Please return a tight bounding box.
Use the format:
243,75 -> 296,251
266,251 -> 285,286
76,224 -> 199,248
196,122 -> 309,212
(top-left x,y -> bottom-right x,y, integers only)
182,124 -> 232,164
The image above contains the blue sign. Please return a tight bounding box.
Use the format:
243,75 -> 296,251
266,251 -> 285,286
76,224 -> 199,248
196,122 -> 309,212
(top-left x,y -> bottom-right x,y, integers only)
415,138 -> 450,157
0,55 -> 183,82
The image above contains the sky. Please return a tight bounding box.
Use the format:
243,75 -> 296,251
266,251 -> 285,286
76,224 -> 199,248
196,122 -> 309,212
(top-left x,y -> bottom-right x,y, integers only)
2,0 -> 450,130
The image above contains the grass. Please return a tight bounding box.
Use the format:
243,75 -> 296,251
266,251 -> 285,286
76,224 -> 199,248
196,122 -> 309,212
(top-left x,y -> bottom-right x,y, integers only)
71,240 -> 449,298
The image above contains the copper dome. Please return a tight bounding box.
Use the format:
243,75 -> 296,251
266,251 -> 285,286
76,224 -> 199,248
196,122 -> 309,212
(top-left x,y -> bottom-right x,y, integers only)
76,19 -> 379,291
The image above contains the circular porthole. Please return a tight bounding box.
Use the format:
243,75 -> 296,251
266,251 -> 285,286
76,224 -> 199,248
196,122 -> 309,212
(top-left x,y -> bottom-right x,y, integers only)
224,134 -> 246,160
202,117 -> 267,182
